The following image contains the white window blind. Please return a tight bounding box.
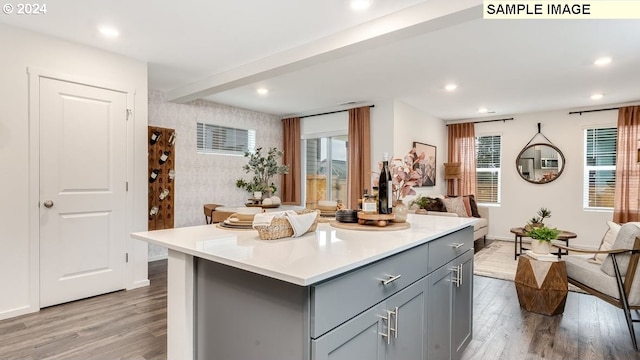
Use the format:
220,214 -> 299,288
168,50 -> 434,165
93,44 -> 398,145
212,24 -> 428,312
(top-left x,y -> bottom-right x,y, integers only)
476,135 -> 501,204
196,122 -> 256,156
584,127 -> 617,209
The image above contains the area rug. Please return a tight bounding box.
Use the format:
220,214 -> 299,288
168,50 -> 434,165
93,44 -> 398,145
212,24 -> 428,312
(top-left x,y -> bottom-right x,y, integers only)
474,240 -> 518,281
474,240 -> 584,293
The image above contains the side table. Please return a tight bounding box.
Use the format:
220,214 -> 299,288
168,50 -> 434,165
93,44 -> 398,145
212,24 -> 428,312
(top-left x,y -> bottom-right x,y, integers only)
510,227 -> 577,260
514,255 -> 568,316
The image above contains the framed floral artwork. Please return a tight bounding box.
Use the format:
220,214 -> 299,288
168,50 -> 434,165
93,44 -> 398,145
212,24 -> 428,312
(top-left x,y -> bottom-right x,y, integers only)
412,141 -> 436,186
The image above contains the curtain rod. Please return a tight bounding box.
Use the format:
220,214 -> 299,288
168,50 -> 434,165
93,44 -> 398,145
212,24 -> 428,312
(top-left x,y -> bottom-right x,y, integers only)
447,117 -> 514,125
568,107 -> 619,115
292,105 -> 375,119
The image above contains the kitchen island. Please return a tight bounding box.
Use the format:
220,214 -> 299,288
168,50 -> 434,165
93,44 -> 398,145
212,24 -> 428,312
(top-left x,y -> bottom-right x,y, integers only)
131,214 -> 477,360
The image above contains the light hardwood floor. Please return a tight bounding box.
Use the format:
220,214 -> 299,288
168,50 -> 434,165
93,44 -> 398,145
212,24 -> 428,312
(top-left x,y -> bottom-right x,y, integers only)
1,257 -> 638,359
0,260 -> 167,360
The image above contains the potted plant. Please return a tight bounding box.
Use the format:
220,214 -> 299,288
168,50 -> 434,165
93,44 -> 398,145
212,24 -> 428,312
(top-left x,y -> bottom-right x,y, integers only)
524,207 -> 552,231
526,226 -> 560,254
537,207 -> 552,224
235,147 -> 289,198
410,195 -> 434,213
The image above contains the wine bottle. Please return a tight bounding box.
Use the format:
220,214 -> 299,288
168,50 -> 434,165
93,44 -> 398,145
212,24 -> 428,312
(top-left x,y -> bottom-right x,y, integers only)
149,131 -> 161,145
149,169 -> 160,183
159,151 -> 170,164
378,153 -> 392,214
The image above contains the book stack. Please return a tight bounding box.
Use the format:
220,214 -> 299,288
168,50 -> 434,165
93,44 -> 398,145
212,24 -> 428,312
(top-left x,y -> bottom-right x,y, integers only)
525,250 -> 559,262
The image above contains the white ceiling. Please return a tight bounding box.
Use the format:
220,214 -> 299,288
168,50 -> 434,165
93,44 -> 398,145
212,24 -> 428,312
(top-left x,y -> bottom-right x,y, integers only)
3,0 -> 640,120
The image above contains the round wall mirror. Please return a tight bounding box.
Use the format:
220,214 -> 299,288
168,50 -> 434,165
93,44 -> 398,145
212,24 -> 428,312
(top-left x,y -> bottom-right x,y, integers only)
516,143 -> 565,184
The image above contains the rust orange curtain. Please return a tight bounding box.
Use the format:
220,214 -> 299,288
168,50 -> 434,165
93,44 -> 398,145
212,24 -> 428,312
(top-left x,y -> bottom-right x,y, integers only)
348,107 -> 371,209
447,123 -> 477,196
613,106 -> 640,223
281,117 -> 301,204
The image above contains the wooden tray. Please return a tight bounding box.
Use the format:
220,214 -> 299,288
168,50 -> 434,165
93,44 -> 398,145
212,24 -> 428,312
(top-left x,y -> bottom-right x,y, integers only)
245,203 -> 280,208
357,212 -> 395,227
330,220 -> 410,231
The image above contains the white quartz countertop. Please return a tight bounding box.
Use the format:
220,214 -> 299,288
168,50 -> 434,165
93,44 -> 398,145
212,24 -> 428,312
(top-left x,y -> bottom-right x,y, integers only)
131,214 -> 477,286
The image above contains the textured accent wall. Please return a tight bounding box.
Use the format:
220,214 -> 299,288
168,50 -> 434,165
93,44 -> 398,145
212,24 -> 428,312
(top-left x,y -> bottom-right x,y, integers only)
147,90 -> 281,260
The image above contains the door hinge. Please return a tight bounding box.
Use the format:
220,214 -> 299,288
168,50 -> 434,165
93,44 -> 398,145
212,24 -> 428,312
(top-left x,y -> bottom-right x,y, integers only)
126,109 -> 132,121
126,181 -> 129,191
126,253 -> 129,263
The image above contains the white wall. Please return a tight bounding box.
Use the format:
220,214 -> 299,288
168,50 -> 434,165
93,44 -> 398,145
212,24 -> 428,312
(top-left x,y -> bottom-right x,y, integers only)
472,107 -> 618,248
0,23 -> 148,320
370,100 -> 395,175
393,100 -> 448,199
148,90 -> 282,260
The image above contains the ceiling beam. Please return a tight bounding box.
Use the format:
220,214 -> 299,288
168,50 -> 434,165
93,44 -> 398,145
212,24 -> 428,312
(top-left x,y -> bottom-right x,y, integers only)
166,0 -> 483,103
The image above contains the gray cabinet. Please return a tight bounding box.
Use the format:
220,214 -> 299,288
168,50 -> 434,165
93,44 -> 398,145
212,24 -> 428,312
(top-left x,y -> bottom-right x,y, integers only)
426,249 -> 473,360
194,226 -> 474,360
312,278 -> 426,360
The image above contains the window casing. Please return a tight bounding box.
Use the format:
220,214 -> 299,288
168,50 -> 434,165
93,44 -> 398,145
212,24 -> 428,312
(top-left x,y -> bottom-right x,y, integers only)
476,135 -> 501,204
196,122 -> 256,156
584,127 -> 617,209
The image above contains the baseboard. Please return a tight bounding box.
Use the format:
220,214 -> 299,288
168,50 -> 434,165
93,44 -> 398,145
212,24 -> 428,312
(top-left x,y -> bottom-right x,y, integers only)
0,304 -> 38,321
128,279 -> 150,290
490,236 -> 514,242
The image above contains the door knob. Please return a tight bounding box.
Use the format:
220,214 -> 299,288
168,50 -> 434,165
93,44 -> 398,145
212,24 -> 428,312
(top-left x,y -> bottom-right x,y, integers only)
43,200 -> 54,208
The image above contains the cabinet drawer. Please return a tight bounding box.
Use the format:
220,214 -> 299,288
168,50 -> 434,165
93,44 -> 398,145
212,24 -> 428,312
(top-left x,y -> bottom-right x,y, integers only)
310,242 -> 429,338
428,227 -> 473,273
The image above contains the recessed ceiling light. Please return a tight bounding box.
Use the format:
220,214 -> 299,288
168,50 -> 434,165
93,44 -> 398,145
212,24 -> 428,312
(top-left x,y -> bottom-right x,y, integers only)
591,93 -> 604,100
256,88 -> 269,95
445,84 -> 458,92
98,25 -> 120,39
594,57 -> 612,66
350,0 -> 371,11
477,107 -> 488,114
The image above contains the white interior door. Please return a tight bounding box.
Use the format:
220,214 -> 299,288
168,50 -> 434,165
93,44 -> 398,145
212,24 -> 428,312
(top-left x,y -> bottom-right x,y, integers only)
39,77 -> 127,308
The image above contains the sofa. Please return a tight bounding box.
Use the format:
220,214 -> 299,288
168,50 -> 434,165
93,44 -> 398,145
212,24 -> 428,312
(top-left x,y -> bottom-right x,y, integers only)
410,195 -> 489,244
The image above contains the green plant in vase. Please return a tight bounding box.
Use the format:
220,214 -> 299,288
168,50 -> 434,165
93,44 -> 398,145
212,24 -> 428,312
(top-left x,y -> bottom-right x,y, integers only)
235,147 -> 289,198
525,226 -> 560,254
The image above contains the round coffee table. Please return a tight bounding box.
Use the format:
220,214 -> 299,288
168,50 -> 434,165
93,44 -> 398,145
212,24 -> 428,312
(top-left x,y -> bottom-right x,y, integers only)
510,227 -> 577,260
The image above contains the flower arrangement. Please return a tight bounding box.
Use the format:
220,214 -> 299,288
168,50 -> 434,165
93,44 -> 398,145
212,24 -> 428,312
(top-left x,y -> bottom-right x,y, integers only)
374,148 -> 425,205
235,147 -> 289,195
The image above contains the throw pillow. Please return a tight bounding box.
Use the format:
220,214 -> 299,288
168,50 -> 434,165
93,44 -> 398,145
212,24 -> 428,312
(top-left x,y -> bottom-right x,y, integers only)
442,196 -> 468,217
601,223 -> 640,276
465,194 -> 481,218
592,221 -> 620,264
461,196 -> 472,217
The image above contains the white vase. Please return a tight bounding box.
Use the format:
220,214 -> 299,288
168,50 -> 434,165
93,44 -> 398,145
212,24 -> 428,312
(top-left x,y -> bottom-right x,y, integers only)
392,199 -> 408,223
531,240 -> 552,254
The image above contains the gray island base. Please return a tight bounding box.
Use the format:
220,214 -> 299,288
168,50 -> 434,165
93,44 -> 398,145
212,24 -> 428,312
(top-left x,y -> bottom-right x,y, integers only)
131,214 -> 476,360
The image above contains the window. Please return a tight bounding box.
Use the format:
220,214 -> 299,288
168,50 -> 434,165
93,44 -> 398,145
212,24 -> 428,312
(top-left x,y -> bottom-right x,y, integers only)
304,135 -> 348,207
476,135 -> 501,204
584,127 -> 617,209
196,122 -> 256,155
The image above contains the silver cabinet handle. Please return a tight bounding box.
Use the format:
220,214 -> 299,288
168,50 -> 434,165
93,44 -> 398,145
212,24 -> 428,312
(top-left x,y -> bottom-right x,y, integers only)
450,265 -> 461,287
381,274 -> 402,285
392,306 -> 398,339
43,200 -> 54,208
449,242 -> 464,249
380,307 -> 399,344
458,264 -> 463,287
380,309 -> 393,344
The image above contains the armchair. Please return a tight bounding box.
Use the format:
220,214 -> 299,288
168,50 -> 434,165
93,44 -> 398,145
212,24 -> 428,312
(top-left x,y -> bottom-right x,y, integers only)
556,223 -> 640,351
